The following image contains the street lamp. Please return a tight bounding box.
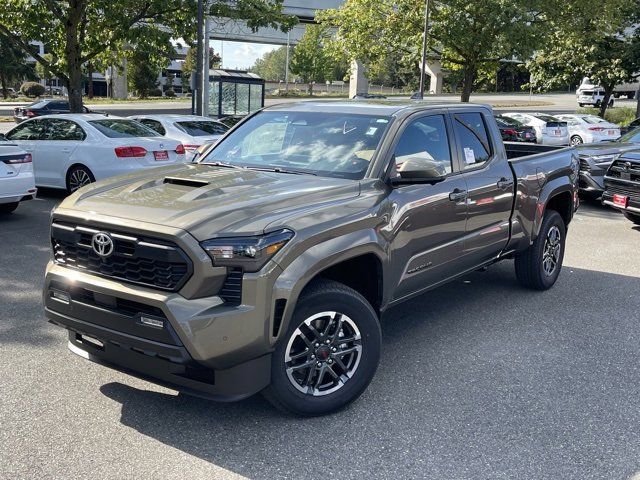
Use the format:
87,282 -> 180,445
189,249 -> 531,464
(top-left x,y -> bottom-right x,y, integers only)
418,0 -> 431,99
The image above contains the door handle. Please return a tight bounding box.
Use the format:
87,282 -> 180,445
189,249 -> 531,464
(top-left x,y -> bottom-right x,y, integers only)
449,188 -> 468,202
497,177 -> 514,190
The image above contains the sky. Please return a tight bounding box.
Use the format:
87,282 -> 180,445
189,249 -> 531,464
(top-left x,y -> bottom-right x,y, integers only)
210,40 -> 279,70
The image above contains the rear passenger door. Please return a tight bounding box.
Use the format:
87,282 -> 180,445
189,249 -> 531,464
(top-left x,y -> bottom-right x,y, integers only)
5,119 -> 46,181
37,119 -> 86,187
451,111 -> 515,266
387,112 -> 469,302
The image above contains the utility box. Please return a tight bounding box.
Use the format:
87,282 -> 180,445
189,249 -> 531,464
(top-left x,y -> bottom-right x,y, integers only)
209,69 -> 265,119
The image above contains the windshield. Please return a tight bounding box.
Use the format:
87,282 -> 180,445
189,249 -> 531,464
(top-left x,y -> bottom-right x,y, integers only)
200,111 -> 391,179
89,119 -> 160,138
175,120 -> 229,136
618,127 -> 640,143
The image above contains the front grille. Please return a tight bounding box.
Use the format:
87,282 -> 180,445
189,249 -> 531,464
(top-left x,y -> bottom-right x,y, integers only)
606,159 -> 640,182
605,184 -> 640,198
51,221 -> 192,291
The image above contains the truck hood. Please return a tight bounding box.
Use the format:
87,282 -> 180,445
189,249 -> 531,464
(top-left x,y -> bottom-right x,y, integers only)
58,164 -> 360,240
575,142 -> 640,157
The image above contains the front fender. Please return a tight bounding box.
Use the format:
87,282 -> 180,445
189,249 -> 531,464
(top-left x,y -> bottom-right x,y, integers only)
270,229 -> 387,344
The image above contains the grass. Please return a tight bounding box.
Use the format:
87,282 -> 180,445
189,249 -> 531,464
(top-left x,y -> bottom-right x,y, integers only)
577,106 -> 637,126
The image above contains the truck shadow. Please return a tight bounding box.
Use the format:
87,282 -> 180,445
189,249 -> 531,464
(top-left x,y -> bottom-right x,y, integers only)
100,263 -> 640,480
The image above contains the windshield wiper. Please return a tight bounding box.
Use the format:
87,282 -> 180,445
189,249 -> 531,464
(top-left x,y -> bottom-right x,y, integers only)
246,166 -> 318,176
202,161 -> 245,170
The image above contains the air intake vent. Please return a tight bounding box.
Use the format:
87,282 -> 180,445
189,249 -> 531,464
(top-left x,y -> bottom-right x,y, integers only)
219,268 -> 243,305
273,299 -> 287,337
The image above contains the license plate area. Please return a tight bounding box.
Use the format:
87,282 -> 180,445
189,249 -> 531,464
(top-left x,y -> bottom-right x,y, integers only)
613,194 -> 629,208
154,150 -> 169,161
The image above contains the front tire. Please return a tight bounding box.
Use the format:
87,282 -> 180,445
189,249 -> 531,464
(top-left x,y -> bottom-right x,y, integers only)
623,212 -> 640,225
0,202 -> 19,214
263,279 -> 381,416
570,135 -> 583,146
515,210 -> 566,290
66,165 -> 95,194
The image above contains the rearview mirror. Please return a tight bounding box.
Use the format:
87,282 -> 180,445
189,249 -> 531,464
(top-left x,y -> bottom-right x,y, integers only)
392,156 -> 447,185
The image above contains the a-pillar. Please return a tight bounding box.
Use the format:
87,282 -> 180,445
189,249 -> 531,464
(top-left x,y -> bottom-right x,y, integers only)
349,60 -> 368,99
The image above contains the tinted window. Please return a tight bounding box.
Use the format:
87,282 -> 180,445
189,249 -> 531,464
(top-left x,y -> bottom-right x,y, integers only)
43,119 -> 86,140
393,115 -> 452,174
29,101 -> 49,109
618,127 -> 640,143
453,113 -> 492,167
88,120 -> 160,138
175,121 -> 229,136
48,102 -> 69,110
138,119 -> 166,135
6,120 -> 46,140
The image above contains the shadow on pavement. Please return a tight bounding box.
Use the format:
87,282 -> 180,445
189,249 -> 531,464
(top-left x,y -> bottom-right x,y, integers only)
100,263 -> 640,480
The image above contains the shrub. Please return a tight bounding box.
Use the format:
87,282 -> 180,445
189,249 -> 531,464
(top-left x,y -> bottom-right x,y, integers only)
164,89 -> 176,98
148,87 -> 163,97
20,82 -> 46,97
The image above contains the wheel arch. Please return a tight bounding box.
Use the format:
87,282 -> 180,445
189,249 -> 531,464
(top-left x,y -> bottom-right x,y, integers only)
65,163 -> 94,191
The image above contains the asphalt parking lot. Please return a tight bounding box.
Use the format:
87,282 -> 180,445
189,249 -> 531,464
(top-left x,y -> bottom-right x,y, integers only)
1,191 -> 639,480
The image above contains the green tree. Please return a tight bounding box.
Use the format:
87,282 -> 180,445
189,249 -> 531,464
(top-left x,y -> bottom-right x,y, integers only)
35,53 -> 56,95
0,36 -> 35,98
290,25 -> 332,94
250,46 -> 289,82
183,46 -> 222,92
0,0 -> 294,112
528,1 -> 640,117
320,0 -> 547,102
128,53 -> 159,98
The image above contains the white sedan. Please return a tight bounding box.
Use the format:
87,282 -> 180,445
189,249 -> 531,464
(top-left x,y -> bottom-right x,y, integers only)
554,114 -> 621,145
501,112 -> 570,146
128,114 -> 229,161
0,142 -> 37,214
4,114 -> 186,193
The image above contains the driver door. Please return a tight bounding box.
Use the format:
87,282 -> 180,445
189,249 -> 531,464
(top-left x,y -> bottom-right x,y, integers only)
387,113 -> 469,302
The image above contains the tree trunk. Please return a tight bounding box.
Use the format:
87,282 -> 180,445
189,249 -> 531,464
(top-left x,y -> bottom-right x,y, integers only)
308,82 -> 313,95
598,85 -> 614,118
87,63 -> 94,99
0,69 -> 7,99
460,64 -> 476,103
64,0 -> 87,112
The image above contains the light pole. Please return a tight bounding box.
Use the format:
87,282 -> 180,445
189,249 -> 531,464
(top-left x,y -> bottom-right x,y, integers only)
195,0 -> 204,115
418,0 -> 431,99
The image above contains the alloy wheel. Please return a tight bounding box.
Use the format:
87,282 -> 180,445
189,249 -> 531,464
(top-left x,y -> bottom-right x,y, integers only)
68,169 -> 92,192
284,311 -> 362,396
542,225 -> 562,276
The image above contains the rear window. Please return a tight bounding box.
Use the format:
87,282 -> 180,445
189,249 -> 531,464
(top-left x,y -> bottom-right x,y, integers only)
534,114 -> 561,123
581,115 -> 606,125
175,121 -> 229,136
29,101 -> 50,109
496,116 -> 522,127
89,119 -> 160,138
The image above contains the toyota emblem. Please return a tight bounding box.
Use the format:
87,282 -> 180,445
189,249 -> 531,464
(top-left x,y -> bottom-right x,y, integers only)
91,232 -> 114,258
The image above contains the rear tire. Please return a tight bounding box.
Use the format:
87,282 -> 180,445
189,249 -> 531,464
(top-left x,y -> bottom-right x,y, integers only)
263,279 -> 381,416
66,165 -> 95,194
623,212 -> 640,225
515,210 -> 566,290
570,135 -> 583,146
0,202 -> 19,214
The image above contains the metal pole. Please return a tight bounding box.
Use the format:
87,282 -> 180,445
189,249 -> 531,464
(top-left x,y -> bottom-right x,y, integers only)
418,0 -> 430,99
285,31 -> 290,92
195,0 -> 204,115
203,16 -> 210,117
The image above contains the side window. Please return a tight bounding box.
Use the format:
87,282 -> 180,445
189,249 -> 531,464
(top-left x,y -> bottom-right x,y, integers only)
139,119 -> 166,135
453,113 -> 492,168
393,115 -> 453,175
49,102 -> 69,110
6,120 -> 46,141
43,119 -> 86,141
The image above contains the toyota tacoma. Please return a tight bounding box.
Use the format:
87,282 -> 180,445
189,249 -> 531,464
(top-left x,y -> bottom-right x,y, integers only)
44,102 -> 579,415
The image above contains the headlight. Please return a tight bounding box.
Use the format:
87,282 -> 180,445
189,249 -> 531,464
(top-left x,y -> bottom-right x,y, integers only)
201,229 -> 294,272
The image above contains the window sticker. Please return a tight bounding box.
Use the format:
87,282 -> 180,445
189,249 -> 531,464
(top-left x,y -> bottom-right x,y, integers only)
464,147 -> 476,164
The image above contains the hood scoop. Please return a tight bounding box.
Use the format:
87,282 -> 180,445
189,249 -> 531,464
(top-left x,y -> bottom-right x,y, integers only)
163,177 -> 211,188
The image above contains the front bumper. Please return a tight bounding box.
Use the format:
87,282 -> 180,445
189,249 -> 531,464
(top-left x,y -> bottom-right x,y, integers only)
44,254 -> 281,399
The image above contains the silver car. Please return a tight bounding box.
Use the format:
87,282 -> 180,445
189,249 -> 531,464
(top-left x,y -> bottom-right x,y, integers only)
129,114 -> 229,161
555,114 -> 620,145
501,112 -> 570,146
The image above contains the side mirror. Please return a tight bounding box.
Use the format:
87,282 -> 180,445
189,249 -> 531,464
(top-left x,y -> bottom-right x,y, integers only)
392,156 -> 447,185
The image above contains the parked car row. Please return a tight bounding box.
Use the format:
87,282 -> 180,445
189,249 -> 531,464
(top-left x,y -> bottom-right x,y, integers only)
0,113 -> 229,199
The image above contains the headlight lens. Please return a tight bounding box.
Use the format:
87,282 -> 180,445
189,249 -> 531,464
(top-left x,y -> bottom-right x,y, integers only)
201,229 -> 294,272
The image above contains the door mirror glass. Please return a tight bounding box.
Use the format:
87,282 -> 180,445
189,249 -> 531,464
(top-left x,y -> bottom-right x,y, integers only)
397,155 -> 448,181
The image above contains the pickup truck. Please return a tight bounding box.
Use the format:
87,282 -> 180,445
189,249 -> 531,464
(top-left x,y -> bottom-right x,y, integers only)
602,152 -> 640,225
43,102 -> 579,416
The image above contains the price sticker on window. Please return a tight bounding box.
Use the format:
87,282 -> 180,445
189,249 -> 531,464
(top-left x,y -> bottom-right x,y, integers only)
464,147 -> 476,165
